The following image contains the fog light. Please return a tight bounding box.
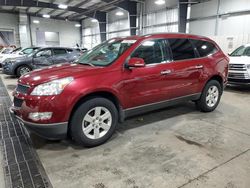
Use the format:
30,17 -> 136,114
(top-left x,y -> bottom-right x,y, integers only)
28,112 -> 53,121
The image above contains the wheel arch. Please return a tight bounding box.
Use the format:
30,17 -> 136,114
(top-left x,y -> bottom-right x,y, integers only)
206,74 -> 224,90
68,91 -> 125,128
15,63 -> 32,76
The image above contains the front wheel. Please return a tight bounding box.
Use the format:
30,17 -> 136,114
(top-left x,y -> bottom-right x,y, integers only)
196,80 -> 222,112
70,97 -> 118,147
16,65 -> 31,77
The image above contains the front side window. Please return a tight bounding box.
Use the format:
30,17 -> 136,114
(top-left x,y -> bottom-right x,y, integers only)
131,40 -> 166,65
168,39 -> 196,61
35,49 -> 52,57
191,39 -> 218,57
230,45 -> 250,57
77,39 -> 137,66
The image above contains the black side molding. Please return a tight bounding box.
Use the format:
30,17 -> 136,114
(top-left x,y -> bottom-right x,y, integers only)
124,93 -> 201,118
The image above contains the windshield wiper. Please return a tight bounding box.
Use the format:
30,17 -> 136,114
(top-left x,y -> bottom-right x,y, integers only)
79,62 -> 95,67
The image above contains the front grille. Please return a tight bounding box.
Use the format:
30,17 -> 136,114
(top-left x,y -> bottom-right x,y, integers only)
13,97 -> 23,108
16,84 -> 29,94
229,64 -> 247,71
228,72 -> 250,79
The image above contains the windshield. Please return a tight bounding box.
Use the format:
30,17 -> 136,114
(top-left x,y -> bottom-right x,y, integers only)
230,45 -> 250,57
1,48 -> 13,54
27,49 -> 40,57
11,47 -> 22,53
76,39 -> 137,66
22,48 -> 37,55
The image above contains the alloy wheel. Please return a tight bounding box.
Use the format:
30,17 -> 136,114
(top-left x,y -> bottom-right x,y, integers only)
82,107 -> 112,139
206,85 -> 219,107
20,67 -> 31,75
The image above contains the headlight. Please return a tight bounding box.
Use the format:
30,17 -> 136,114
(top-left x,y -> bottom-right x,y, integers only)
247,64 -> 250,69
31,77 -> 74,96
4,59 -> 16,64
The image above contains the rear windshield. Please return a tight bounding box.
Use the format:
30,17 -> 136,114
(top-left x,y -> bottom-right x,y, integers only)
230,45 -> 250,57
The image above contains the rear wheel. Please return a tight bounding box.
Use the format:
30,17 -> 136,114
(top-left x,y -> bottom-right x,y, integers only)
70,97 -> 118,147
16,65 -> 31,77
196,80 -> 222,112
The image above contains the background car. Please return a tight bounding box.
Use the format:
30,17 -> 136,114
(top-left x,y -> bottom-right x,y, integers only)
228,44 -> 250,85
2,47 -> 81,77
0,47 -> 40,66
0,47 -> 16,54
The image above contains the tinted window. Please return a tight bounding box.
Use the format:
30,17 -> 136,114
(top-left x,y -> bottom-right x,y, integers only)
67,49 -> 73,53
168,39 -> 196,61
53,49 -> 67,55
131,40 -> 166,65
191,39 -> 218,57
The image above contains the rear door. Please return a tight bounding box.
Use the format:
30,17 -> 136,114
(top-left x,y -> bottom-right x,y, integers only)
52,48 -> 68,64
161,38 -> 204,99
33,49 -> 53,68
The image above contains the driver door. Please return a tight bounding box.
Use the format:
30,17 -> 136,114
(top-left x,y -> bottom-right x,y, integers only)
33,49 -> 53,68
121,39 -> 172,108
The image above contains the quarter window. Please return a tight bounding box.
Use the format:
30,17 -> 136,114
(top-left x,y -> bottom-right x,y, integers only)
131,40 -> 166,65
191,39 -> 218,57
168,39 -> 196,61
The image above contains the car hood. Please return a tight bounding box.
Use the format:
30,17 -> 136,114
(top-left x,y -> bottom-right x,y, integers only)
18,63 -> 103,86
229,56 -> 250,64
4,55 -> 30,63
0,54 -> 20,59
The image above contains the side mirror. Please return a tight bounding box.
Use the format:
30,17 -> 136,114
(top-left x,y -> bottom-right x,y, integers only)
126,57 -> 145,69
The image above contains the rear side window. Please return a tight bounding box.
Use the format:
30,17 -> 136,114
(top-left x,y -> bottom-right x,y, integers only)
191,39 -> 218,57
168,39 -> 196,61
53,49 -> 67,55
131,40 -> 166,65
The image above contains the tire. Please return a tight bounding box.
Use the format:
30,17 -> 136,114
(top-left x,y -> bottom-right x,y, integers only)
16,65 -> 31,77
70,97 -> 118,147
196,80 -> 222,112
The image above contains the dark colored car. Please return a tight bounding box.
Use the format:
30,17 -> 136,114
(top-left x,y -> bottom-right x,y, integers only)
10,33 -> 229,147
2,47 -> 80,77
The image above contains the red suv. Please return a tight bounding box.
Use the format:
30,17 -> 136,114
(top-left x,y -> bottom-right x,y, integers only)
10,33 -> 229,147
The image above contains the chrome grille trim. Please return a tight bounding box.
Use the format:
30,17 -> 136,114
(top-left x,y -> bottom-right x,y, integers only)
229,64 -> 247,71
228,72 -> 250,79
16,83 -> 30,94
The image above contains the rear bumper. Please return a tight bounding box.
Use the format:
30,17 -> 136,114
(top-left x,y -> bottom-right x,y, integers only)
10,107 -> 68,140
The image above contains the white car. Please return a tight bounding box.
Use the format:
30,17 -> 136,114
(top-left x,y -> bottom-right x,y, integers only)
0,47 -> 39,66
228,44 -> 250,85
0,47 -> 15,54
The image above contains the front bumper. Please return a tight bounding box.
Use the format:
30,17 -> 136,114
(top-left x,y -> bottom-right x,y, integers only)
228,78 -> 250,86
10,106 -> 68,140
2,63 -> 15,75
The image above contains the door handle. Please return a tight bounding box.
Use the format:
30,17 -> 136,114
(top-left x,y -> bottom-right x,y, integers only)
161,70 -> 172,75
195,65 -> 204,69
